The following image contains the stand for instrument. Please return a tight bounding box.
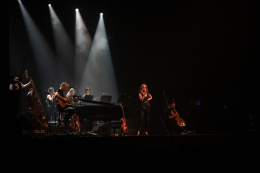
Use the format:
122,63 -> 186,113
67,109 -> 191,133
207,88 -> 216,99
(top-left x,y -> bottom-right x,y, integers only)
160,114 -> 170,135
162,90 -> 171,135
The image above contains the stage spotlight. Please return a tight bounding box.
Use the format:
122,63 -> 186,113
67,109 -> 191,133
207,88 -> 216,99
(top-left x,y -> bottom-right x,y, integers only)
100,13 -> 103,16
48,4 -> 51,6
76,8 -> 78,11
79,14 -> 118,103
75,9 -> 92,90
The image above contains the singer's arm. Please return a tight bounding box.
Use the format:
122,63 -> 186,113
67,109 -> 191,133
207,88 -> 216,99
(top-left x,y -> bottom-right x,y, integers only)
148,93 -> 152,101
47,94 -> 55,102
9,84 -> 13,90
139,93 -> 147,101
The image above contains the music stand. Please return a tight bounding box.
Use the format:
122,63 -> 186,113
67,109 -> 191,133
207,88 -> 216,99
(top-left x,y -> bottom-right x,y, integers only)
100,95 -> 112,103
84,95 -> 94,101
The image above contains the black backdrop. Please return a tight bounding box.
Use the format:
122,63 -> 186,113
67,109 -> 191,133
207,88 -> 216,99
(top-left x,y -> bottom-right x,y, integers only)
9,0 -> 258,134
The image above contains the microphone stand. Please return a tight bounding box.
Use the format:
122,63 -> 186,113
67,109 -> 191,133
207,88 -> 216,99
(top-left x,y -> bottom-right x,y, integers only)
18,58 -> 27,118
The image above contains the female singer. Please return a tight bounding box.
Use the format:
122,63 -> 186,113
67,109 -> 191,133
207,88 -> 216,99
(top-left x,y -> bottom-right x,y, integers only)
137,84 -> 152,136
46,87 -> 56,120
47,87 -> 56,103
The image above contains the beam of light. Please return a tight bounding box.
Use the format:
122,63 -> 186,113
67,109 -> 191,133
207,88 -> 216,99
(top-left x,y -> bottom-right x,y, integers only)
18,1 -> 58,94
49,5 -> 74,85
75,10 -> 92,91
79,14 -> 119,103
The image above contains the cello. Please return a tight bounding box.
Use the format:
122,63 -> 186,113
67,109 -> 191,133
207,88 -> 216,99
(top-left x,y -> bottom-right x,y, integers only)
163,90 -> 186,127
119,103 -> 128,136
70,112 -> 82,133
169,107 -> 186,127
25,70 -> 50,134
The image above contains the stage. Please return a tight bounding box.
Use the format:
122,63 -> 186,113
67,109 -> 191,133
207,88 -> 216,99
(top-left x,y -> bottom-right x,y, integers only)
10,133 -> 258,171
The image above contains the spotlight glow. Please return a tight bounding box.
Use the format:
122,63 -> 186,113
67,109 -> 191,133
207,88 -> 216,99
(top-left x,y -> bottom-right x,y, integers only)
48,4 -> 51,6
100,13 -> 103,16
76,9 -> 78,11
79,14 -> 118,103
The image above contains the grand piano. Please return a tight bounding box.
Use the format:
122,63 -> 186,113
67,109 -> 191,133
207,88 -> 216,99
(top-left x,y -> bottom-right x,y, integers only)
73,98 -> 129,131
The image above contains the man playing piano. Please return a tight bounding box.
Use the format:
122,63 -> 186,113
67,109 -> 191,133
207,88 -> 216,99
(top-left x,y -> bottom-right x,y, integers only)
83,87 -> 90,98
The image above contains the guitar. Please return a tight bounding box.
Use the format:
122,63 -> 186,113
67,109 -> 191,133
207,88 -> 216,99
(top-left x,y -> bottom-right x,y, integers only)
119,103 -> 128,136
57,96 -> 70,108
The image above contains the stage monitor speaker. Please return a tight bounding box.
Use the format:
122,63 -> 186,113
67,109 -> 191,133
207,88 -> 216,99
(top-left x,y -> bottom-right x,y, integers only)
91,123 -> 111,136
100,95 -> 112,103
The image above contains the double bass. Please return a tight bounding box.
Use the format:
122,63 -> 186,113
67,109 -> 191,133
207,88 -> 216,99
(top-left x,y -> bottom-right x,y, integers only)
25,70 -> 49,133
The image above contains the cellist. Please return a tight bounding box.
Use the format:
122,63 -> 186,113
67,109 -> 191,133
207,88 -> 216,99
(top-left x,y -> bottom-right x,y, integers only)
164,102 -> 184,135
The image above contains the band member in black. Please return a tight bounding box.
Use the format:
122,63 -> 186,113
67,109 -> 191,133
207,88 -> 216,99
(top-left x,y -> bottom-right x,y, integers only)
55,82 -> 71,128
46,87 -> 56,120
137,84 -> 152,136
9,76 -> 32,90
55,82 -> 69,111
164,102 -> 184,134
82,87 -> 90,97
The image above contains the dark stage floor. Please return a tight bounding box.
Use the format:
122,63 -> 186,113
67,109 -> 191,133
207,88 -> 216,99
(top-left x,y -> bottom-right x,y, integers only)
10,133 -> 259,171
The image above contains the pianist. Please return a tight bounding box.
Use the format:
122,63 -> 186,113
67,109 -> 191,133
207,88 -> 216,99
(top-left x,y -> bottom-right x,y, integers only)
83,87 -> 90,98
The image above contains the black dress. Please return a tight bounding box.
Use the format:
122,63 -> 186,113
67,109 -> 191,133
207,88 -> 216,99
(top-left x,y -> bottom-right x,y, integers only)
46,95 -> 56,120
137,92 -> 150,132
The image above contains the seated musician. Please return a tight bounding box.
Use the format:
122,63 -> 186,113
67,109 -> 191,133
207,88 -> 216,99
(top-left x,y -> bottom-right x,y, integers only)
82,87 -> 90,98
66,88 -> 76,105
164,102 -> 184,135
9,76 -> 32,90
55,82 -> 72,128
55,82 -> 69,111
